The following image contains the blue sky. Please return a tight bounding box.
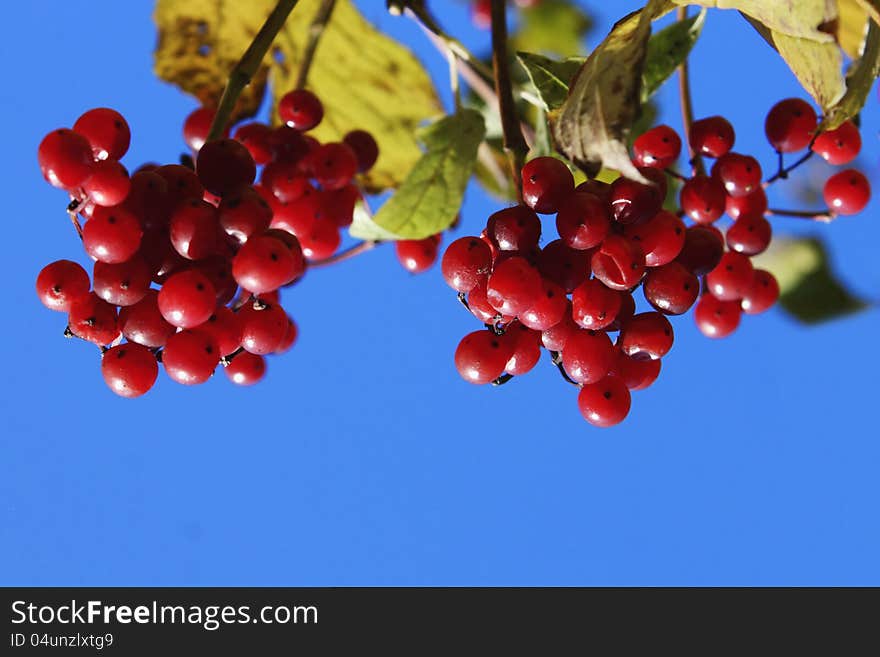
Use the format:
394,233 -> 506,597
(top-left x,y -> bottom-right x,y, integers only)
1,1 -> 878,585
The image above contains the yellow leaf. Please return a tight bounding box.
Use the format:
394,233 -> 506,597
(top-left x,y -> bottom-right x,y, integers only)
671,0 -> 837,41
154,0 -> 441,192
836,0 -> 869,58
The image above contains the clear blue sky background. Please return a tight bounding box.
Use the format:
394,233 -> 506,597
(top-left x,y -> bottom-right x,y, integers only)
1,1 -> 878,586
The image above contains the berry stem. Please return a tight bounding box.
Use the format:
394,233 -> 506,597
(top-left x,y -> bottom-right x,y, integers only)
549,351 -> 581,388
66,200 -> 84,240
457,291 -> 471,312
766,207 -> 834,222
294,0 -> 337,90
221,347 -> 245,366
206,0 -> 300,143
764,149 -> 814,185
676,7 -> 705,177
490,0 -> 529,193
491,373 -> 514,386
309,239 -> 381,267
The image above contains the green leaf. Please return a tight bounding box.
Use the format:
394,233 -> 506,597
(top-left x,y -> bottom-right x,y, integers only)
820,19 -> 880,128
672,0 -> 837,41
362,110 -> 486,241
153,0 -> 441,193
516,52 -> 584,112
511,0 -> 593,57
642,10 -> 706,101
752,237 -> 868,323
348,201 -> 401,242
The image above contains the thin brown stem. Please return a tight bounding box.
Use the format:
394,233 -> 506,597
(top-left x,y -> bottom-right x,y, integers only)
294,0 -> 337,90
764,150 -> 814,186
490,0 -> 529,192
206,0 -> 299,143
310,240 -> 381,267
766,208 -> 834,222
676,7 -> 704,177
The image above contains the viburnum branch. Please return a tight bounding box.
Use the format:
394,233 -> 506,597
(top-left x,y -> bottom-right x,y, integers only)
66,199 -> 84,240
294,0 -> 337,90
490,0 -> 529,192
206,0 -> 300,143
766,207 -> 834,222
310,239 -> 381,267
764,150 -> 814,185
676,7 -> 704,177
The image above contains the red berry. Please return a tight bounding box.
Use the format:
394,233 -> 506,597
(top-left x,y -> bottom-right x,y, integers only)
183,107 -> 219,152
706,251 -> 755,301
83,206 -> 143,264
74,108 -> 130,161
689,116 -> 735,158
575,179 -> 611,202
466,277 -> 503,324
633,124 -> 681,168
93,256 -> 151,307
169,199 -> 221,260
233,122 -> 274,165
279,89 -> 324,131
225,352 -> 266,385
36,260 -> 90,312
82,159 -> 131,207
541,308 -> 576,352
607,291 -> 636,332
238,303 -> 288,354
311,142 -> 358,191
454,330 -> 514,384
538,240 -> 590,293
591,234 -> 645,291
610,350 -> 661,391
502,322 -> 542,376
609,169 -> 665,225
442,237 -> 492,293
623,210 -> 685,267
193,256 -> 239,306
571,278 -> 621,330
712,153 -> 762,197
555,193 -> 609,250
156,164 -> 204,203
488,205 -> 542,252
119,290 -> 176,348
521,157 -> 574,214
741,269 -> 779,314
101,343 -> 158,398
274,315 -> 299,354
396,236 -> 440,273
162,329 -> 219,385
680,174 -> 726,223
618,312 -> 674,360
578,375 -> 631,427
232,234 -> 301,294
68,293 -> 120,345
219,186 -> 273,243
343,130 -> 379,172
261,160 -> 309,202
196,139 -> 256,196
726,215 -> 772,255
765,98 -> 817,152
124,170 -> 170,229
694,294 -> 741,338
561,329 -> 615,384
298,220 -> 341,260
38,128 -> 93,189
675,224 -> 724,276
811,121 -> 861,165
471,0 -> 492,29
725,187 -> 767,221
486,256 -> 542,316
823,169 -> 871,215
643,262 -> 699,315
196,306 -> 242,356
157,269 -> 217,328
520,279 -> 568,331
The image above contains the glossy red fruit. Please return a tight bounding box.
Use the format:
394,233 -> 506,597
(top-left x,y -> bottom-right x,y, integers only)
119,290 -> 176,348
541,307 -> 576,352
298,220 -> 341,260
502,322 -> 542,376
618,312 -> 673,360
623,210 -> 685,267
93,256 -> 151,307
726,215 -> 772,255
82,159 -> 130,207
694,294 -> 741,338
233,122 -> 274,165
74,107 -> 130,161
741,269 -> 779,314
396,236 -> 440,273
520,279 -> 568,331
521,157 -> 574,214
689,116 -> 735,158
538,240 -> 590,293
157,269 -> 216,328
169,199 -> 221,260
486,256 -> 542,316
442,237 -> 492,293
811,121 -> 861,165
225,352 -> 266,385
68,293 -> 119,345
575,179 -> 612,202
343,130 -> 379,172
38,128 -> 93,189
101,344 -> 158,398
610,350 -> 661,391
193,256 -> 239,306
675,224 -> 724,276
487,205 -> 542,251
571,278 -> 621,330
823,169 -> 871,215
232,234 -> 301,294
321,185 -> 359,228
197,306 -> 242,356
454,330 -> 515,384
471,0 -> 492,29
238,303 -> 288,354
609,168 -> 665,225
261,160 -> 309,202
279,89 -> 324,131
124,170 -> 170,229
218,186 -> 273,243
156,164 -> 204,203
578,376 -> 631,427
311,142 -> 358,191
555,193 -> 609,250
706,251 -> 755,301
196,139 -> 256,195
591,234 -> 645,291
83,206 -> 143,264
183,107 -> 219,152
162,329 -> 220,385
561,329 -> 615,384
680,174 -> 726,224
36,260 -> 90,312
643,262 -> 699,315
765,98 -> 817,153
632,124 -> 681,168
466,277 -> 503,324
274,315 -> 299,354
607,291 -> 636,332
712,153 -> 762,197
725,187 -> 767,221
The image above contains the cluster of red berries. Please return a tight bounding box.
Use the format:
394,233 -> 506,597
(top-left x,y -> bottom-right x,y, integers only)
35,88 -> 379,397
442,97 -> 869,427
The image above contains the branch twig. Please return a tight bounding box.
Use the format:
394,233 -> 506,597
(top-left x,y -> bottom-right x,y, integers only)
766,208 -> 833,222
294,0 -> 337,90
676,6 -> 704,177
309,240 -> 381,267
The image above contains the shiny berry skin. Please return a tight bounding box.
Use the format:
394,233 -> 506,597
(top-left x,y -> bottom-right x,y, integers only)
232,234 -> 301,294
466,277 -> 504,324
706,251 -> 755,301
607,291 -> 636,332
712,153 -> 762,197
741,269 -> 779,314
193,256 -> 239,306
725,187 -> 767,221
119,290 -> 176,348
321,185 -> 359,228
156,164 -> 204,203
680,175 -> 726,224
610,350 -> 661,391
219,186 -> 273,243
591,234 -> 645,291
37,128 -> 93,189
689,115 -> 735,158
765,98 -> 817,152
571,278 -> 621,330
609,168 -> 665,225
675,224 -> 724,276
311,142 -> 358,191
274,315 -> 299,354
82,159 -> 131,207
343,130 -> 379,172
811,121 -> 861,165
575,179 -> 611,202
36,260 -> 90,312
823,169 -> 871,215
555,192 -> 609,250
196,139 -> 256,196
521,157 -> 574,214
578,375 -> 631,427
238,303 -> 288,354
538,240 -> 590,293
561,329 -> 615,384
169,199 -> 221,260
643,262 -> 699,315
157,269 -> 217,328
83,206 -> 143,264
618,312 -> 673,360
487,205 -> 541,251
632,124 -> 681,168
396,236 -> 440,273
279,89 -> 324,130
225,352 -> 266,385
68,293 -> 120,345
486,256 -> 542,316
502,322 -> 542,376
520,279 -> 568,331
183,107 -> 219,152
441,237 -> 492,293
74,107 -> 130,161
298,220 -> 341,260
454,330 -> 515,384
197,306 -> 242,356
623,210 -> 685,267
541,308 -> 576,352
162,329 -> 220,385
726,215 -> 772,255
101,344 -> 158,398
123,170 -> 170,228
233,122 -> 274,165
261,160 -> 309,202
694,294 -> 741,338
93,256 -> 151,307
